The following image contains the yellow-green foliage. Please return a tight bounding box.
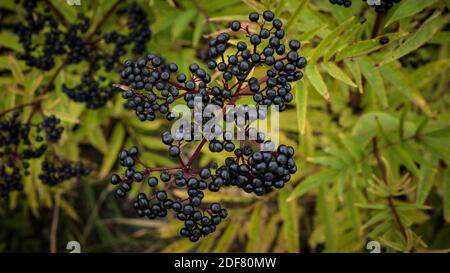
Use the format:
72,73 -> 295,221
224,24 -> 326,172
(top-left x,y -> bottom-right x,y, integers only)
0,0 -> 449,253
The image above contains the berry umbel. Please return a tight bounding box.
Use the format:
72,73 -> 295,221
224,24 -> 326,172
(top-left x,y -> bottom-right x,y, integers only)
111,10 -> 303,242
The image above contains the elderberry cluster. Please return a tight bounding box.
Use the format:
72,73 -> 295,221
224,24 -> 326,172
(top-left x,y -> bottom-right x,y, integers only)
210,10 -> 306,111
329,0 -> 402,13
0,111 -> 89,200
39,159 -> 91,186
329,0 -> 352,8
364,0 -> 401,13
111,10 -> 302,242
210,145 -> 296,195
111,146 -> 229,242
119,55 -> 179,121
13,0 -> 152,109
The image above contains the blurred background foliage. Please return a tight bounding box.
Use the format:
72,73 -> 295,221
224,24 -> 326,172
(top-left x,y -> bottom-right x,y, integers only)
0,0 -> 449,253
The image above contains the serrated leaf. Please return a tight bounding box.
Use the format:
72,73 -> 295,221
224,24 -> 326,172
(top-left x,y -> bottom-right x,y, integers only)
87,127 -> 108,155
246,202 -> 262,252
285,0 -> 307,32
301,25 -> 327,42
192,14 -> 206,48
318,185 -> 337,251
214,220 -> 239,252
295,82 -> 308,135
362,211 -> 390,230
305,65 -> 330,100
279,188 -> 299,252
390,145 -> 420,177
379,63 -> 433,117
368,219 -> 393,238
60,198 -> 80,221
288,170 -> 339,201
410,59 -> 450,90
359,57 -> 388,108
340,134 -> 363,161
345,60 -> 363,93
417,164 -> 437,205
336,32 -> 409,61
307,156 -> 344,169
25,74 -> 43,97
322,62 -> 356,87
7,55 -> 25,86
99,123 -> 125,178
0,32 -> 22,51
172,9 -> 197,41
241,0 -> 266,12
324,20 -> 363,61
310,16 -> 355,63
385,0 -> 439,28
378,12 -> 448,66
444,171 -> 450,222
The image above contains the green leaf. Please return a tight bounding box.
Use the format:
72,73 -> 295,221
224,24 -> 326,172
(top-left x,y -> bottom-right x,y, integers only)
295,82 -> 308,135
241,0 -> 266,12
398,105 -> 408,141
390,145 -> 420,177
278,189 -> 299,252
368,219 -> 393,238
246,202 -> 262,252
214,220 -> 239,252
0,0 -> 15,10
7,55 -> 25,86
60,198 -> 80,221
310,16 -> 356,63
99,123 -> 125,178
385,0 -> 439,28
378,12 -> 448,66
416,164 -> 437,205
335,32 -> 409,61
324,20 -> 363,61
307,156 -> 344,169
322,62 -> 356,87
305,65 -> 330,100
340,134 -> 363,161
0,32 -> 22,51
359,57 -> 388,108
380,63 -> 434,117
345,60 -> 363,93
318,185 -> 337,252
87,127 -> 108,155
410,59 -> 450,90
444,171 -> 450,222
301,25 -> 327,42
192,14 -> 206,48
288,170 -> 339,201
285,0 -> 308,32
362,210 -> 390,230
275,0 -> 287,17
172,9 -> 197,41
25,73 -> 43,97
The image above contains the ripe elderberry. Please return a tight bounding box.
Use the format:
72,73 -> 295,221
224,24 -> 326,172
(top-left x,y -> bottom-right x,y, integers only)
111,11 -> 301,242
0,111 -> 89,200
13,1 -> 152,109
329,0 -> 402,13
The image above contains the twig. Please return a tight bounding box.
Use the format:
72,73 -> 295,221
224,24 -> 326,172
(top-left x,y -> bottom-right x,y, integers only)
87,0 -> 123,40
50,193 -> 61,253
372,137 -> 408,242
371,13 -> 384,39
0,96 -> 46,117
44,0 -> 69,27
187,138 -> 207,167
190,0 -> 210,21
